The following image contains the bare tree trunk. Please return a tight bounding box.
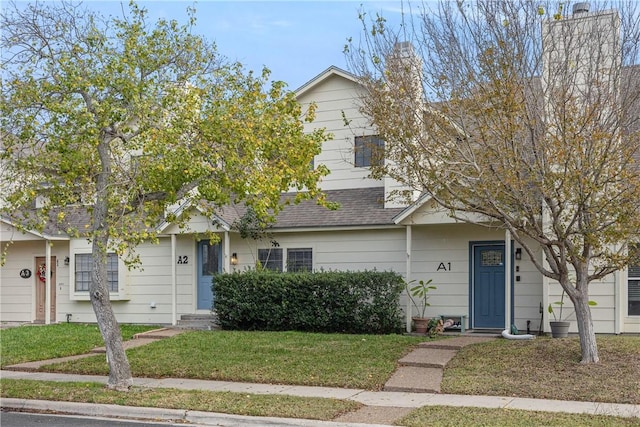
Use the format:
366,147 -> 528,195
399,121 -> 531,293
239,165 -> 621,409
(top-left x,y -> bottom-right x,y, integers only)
572,288 -> 599,363
90,236 -> 133,391
90,139 -> 133,391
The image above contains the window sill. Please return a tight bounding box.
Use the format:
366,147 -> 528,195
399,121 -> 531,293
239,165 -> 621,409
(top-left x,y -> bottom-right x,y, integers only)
71,293 -> 130,302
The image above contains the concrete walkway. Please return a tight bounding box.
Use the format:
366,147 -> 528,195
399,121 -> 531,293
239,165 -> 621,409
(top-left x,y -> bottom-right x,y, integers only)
2,329 -> 639,426
383,336 -> 495,394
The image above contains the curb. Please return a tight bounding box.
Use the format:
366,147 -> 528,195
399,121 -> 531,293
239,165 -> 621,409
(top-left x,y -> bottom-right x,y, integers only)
0,398 -> 391,427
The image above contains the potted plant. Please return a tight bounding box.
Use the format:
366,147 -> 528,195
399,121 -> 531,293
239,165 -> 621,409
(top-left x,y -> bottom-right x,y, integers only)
406,279 -> 437,334
548,290 -> 597,338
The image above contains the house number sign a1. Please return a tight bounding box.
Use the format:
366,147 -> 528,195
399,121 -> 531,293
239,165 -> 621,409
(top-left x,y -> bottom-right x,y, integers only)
437,262 -> 451,271
177,256 -> 189,264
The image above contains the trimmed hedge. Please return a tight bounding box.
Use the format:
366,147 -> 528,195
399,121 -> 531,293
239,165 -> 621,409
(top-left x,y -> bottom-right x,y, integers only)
213,270 -> 404,334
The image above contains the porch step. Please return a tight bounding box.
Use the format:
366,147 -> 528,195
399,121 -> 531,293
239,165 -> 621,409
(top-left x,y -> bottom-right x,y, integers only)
177,314 -> 220,330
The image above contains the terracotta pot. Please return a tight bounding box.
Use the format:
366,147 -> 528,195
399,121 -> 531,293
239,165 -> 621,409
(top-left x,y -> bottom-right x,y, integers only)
412,317 -> 430,334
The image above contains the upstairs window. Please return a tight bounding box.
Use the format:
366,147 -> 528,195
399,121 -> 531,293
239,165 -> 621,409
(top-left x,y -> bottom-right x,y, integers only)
354,135 -> 384,167
75,253 -> 118,292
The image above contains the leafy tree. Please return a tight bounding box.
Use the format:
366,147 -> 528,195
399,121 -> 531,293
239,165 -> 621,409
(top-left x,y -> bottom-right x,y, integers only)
1,1 -> 329,389
347,0 -> 640,363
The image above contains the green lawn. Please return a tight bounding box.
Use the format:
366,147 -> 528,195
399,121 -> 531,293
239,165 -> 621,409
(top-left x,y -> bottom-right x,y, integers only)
0,323 -> 157,367
35,330 -> 426,390
397,406 -> 640,427
441,335 -> 640,404
2,324 -> 639,425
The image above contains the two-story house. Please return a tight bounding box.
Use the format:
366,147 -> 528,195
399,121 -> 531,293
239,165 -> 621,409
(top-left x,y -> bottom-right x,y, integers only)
2,6 -> 638,334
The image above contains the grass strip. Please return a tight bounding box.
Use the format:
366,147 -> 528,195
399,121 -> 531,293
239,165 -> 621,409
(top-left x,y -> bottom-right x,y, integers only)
0,379 -> 361,421
398,406 -> 640,427
0,323 -> 158,368
38,330 -> 427,390
3,379 -> 636,426
441,335 -> 640,404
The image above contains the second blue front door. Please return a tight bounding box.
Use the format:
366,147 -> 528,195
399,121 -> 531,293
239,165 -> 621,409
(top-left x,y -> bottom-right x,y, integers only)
197,240 -> 221,310
472,244 -> 506,329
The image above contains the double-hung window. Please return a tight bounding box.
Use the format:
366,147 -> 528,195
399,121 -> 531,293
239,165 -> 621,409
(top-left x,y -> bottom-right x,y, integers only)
75,253 -> 119,293
628,244 -> 640,316
354,135 -> 384,167
258,248 -> 283,272
257,247 -> 313,272
287,248 -> 313,272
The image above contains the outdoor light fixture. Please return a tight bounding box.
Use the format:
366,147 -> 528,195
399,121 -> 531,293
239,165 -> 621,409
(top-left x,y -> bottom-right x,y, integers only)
515,248 -> 522,260
64,256 -> 70,266
231,253 -> 238,265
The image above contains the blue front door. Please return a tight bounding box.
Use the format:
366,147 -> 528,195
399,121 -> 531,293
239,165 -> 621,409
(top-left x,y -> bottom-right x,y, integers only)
472,244 -> 505,329
197,240 -> 221,310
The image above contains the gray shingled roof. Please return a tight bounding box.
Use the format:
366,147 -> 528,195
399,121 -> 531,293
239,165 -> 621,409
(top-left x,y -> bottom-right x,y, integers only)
214,187 -> 404,230
3,187 -> 404,238
271,187 -> 403,229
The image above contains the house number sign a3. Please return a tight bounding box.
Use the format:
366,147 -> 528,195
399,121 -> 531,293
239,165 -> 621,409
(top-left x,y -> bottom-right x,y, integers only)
177,256 -> 189,264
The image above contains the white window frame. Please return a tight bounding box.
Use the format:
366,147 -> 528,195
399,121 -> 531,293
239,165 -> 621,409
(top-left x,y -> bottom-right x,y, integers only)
257,246 -> 314,273
258,247 -> 283,272
74,253 -> 119,293
286,248 -> 313,273
69,241 -> 128,301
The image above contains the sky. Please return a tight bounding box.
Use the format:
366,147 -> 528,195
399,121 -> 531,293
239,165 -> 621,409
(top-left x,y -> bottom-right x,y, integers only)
70,0 -> 409,91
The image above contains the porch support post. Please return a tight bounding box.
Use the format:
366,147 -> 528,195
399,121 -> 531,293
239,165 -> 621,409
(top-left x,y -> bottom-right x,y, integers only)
505,230 -> 512,331
224,231 -> 230,273
614,268 -> 622,334
45,240 -> 52,325
171,233 -> 177,326
405,225 -> 412,333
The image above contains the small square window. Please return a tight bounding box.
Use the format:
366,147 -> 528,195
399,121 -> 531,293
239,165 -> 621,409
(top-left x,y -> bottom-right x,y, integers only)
355,135 -> 384,167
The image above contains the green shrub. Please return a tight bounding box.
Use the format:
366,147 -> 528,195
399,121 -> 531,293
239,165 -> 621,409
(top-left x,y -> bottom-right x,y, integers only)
213,270 -> 404,334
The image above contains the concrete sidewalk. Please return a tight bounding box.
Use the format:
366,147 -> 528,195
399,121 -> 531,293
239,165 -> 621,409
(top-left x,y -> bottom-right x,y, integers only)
2,328 -> 639,425
2,369 -> 639,425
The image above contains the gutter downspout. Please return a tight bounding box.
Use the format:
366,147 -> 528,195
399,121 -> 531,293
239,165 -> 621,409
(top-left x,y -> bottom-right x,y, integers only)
45,240 -> 52,325
405,225 -> 412,333
171,234 -> 177,326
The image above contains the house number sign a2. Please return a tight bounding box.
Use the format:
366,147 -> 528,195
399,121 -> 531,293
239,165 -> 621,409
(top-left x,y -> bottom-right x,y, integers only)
177,256 -> 189,264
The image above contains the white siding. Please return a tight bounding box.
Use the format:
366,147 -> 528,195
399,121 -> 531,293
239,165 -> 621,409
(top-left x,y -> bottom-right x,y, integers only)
0,240 -> 69,323
547,275 -> 619,334
298,74 -> 383,191
58,235 -> 202,325
228,228 -> 407,274
408,224 -> 543,332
